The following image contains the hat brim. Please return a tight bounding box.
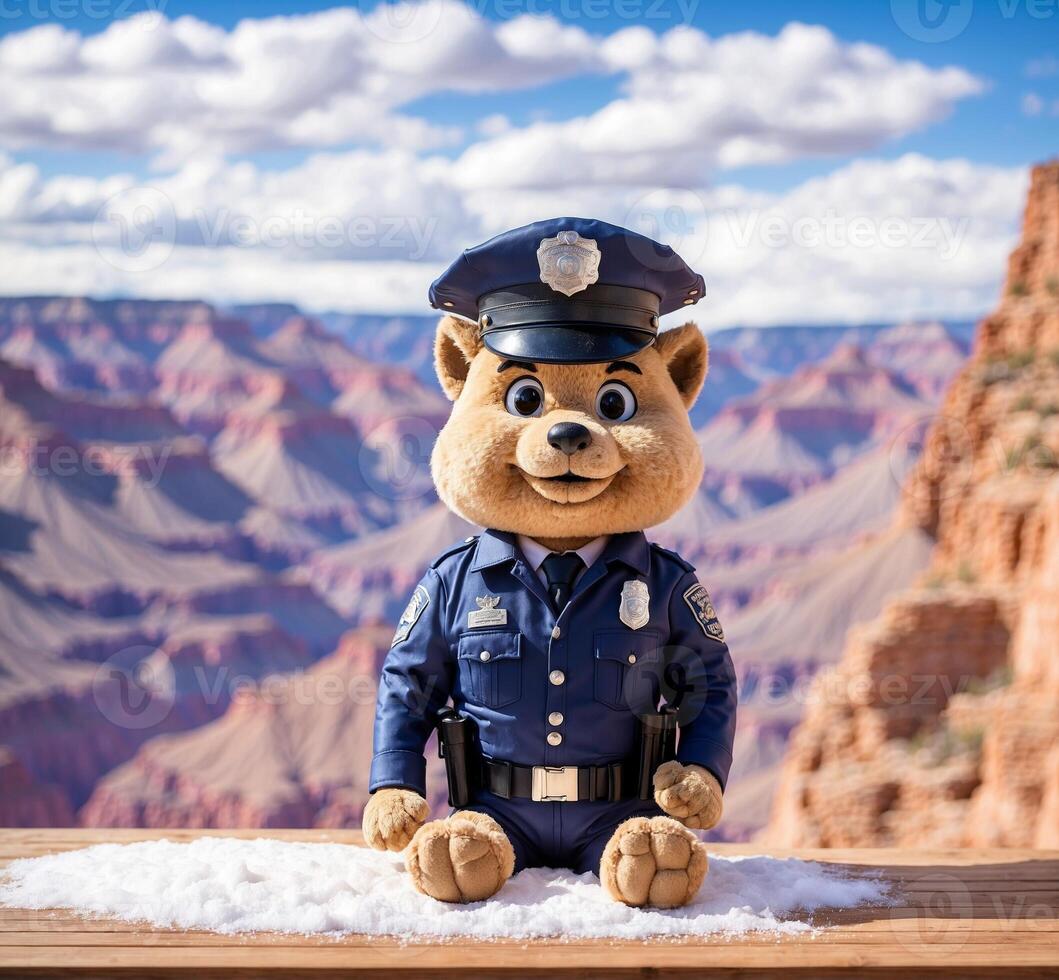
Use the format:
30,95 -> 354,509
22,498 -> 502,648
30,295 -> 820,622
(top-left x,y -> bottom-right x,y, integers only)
481,324 -> 655,365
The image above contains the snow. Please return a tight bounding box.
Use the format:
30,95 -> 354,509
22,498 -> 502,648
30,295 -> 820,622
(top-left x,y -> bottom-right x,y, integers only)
0,838 -> 891,940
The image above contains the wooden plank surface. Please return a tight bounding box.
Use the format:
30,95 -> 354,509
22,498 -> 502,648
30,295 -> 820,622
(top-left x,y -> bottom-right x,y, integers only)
0,830 -> 1056,978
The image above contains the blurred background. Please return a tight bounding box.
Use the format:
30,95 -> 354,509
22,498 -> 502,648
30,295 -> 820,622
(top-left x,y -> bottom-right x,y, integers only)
0,0 -> 1055,846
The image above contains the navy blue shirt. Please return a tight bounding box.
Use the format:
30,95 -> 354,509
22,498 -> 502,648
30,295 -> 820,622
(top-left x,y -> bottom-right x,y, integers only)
369,530 -> 737,797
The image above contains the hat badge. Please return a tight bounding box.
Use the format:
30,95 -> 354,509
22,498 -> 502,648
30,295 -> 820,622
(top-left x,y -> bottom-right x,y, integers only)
537,230 -> 601,297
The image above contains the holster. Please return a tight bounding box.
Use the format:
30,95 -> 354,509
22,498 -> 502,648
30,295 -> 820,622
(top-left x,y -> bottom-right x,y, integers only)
437,709 -> 477,807
439,706 -> 677,806
636,706 -> 679,800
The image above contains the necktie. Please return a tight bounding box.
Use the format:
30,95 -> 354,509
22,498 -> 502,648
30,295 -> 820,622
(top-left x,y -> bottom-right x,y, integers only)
541,552 -> 585,613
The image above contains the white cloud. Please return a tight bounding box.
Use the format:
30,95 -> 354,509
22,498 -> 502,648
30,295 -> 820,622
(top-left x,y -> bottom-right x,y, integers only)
80,15 -> 227,71
0,150 -> 1027,327
452,22 -> 984,189
693,155 -> 1027,327
0,9 -> 1012,327
0,11 -> 980,172
0,23 -> 81,73
0,238 -> 434,314
0,5 -> 599,162
476,114 -> 512,138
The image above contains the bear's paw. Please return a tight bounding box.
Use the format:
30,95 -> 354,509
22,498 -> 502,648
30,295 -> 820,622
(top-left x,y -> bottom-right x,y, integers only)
600,815 -> 707,908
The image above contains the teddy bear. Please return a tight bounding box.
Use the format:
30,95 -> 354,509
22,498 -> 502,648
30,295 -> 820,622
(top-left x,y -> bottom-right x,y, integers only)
362,218 -> 737,909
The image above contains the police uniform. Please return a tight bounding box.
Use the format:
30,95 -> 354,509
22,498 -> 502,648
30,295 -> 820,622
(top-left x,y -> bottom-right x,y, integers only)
369,217 -> 736,874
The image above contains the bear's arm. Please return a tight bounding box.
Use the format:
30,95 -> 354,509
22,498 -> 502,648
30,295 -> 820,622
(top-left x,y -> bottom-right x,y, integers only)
369,567 -> 454,797
667,571 -> 737,792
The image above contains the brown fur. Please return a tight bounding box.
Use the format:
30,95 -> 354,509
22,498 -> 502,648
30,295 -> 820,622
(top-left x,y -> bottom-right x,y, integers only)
395,314 -> 718,908
363,788 -> 429,852
431,316 -> 709,541
653,762 -> 724,830
599,816 -> 708,908
406,811 -> 515,903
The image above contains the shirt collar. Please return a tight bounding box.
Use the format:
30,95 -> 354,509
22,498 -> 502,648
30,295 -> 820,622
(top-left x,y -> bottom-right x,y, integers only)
472,528 -> 650,575
601,530 -> 651,575
516,534 -> 609,573
470,529 -> 518,571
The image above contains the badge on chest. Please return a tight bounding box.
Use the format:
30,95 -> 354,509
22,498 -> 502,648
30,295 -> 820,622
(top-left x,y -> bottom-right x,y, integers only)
619,580 -> 650,630
467,595 -> 508,629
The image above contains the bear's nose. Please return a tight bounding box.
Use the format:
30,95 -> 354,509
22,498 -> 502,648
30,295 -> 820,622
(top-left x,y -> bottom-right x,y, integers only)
548,421 -> 592,456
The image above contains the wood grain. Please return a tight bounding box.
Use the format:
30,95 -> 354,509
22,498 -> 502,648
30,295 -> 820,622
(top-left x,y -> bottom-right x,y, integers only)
0,830 -> 1055,978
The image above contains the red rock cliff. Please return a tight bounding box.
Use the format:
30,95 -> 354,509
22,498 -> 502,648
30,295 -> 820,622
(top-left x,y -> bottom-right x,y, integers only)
766,162 -> 1059,849
0,748 -> 75,826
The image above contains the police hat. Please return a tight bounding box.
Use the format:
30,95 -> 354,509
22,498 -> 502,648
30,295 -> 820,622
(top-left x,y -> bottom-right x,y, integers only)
429,217 -> 705,364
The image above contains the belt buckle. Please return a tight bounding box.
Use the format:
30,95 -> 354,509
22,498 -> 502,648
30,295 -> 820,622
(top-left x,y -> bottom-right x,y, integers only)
531,765 -> 579,802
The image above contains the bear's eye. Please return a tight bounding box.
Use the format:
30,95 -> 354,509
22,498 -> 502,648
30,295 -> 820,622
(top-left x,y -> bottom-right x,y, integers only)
504,376 -> 545,418
595,381 -> 637,422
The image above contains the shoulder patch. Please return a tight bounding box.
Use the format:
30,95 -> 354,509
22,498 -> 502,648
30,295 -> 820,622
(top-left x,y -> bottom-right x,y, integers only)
683,583 -> 725,643
650,542 -> 695,573
429,535 -> 478,570
392,585 -> 430,647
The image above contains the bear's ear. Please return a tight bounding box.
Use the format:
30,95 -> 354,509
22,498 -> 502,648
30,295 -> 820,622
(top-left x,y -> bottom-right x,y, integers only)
434,315 -> 483,400
655,323 -> 708,410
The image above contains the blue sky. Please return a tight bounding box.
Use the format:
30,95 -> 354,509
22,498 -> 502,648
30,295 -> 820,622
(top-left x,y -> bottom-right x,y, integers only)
0,0 -> 1051,322
3,0 -> 1055,184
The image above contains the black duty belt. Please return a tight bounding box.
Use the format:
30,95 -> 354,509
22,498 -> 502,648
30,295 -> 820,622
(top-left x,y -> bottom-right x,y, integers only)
482,758 -> 631,802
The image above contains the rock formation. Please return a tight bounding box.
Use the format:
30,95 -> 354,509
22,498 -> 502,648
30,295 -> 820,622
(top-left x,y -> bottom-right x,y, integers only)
766,161 -> 1059,848
80,629 -> 447,828
0,295 -> 972,832
0,748 -> 75,826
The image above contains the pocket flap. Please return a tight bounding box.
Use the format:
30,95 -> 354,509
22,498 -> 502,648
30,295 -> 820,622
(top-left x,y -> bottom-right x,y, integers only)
458,630 -> 522,662
593,629 -> 662,664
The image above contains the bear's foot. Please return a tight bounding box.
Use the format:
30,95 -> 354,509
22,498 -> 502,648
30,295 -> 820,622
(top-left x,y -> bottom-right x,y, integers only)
600,815 -> 707,908
405,810 -> 515,903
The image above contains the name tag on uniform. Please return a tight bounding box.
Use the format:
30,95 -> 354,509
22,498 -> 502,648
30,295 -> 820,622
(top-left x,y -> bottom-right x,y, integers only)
468,595 -> 508,628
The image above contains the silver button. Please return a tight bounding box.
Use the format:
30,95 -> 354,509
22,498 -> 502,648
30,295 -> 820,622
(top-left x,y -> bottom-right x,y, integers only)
551,626 -> 561,639
548,711 -> 564,726
464,536 -> 475,543
547,731 -> 563,746
627,654 -> 637,664
479,650 -> 491,662
549,669 -> 565,686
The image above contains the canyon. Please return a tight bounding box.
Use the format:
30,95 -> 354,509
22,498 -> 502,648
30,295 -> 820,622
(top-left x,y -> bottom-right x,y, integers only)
766,161 -> 1059,849
0,291 -> 973,832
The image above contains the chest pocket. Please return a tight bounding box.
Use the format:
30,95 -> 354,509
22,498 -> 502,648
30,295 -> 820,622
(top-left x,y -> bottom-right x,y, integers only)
457,630 -> 522,709
593,629 -> 663,711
